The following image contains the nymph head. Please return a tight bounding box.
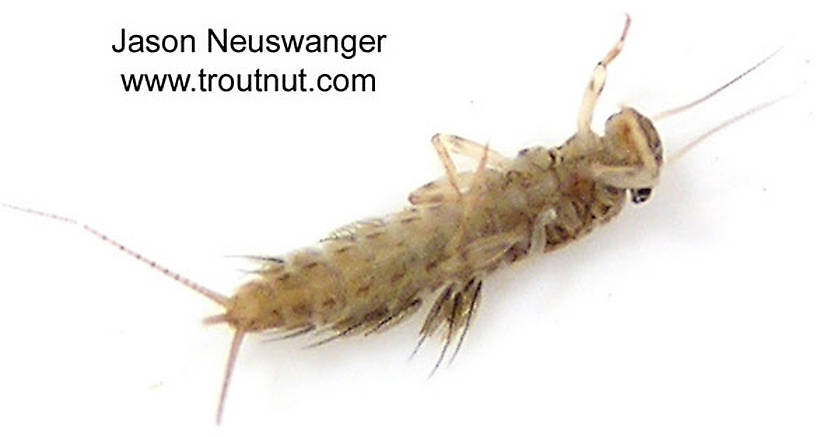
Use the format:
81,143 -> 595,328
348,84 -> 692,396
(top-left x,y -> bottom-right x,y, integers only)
600,107 -> 663,204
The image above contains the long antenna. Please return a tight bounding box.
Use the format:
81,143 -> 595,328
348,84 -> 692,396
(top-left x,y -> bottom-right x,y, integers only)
651,48 -> 781,121
1,202 -> 229,307
667,97 -> 785,164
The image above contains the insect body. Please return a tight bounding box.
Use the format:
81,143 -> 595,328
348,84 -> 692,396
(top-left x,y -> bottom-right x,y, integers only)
210,17 -> 665,421
2,15 -> 774,424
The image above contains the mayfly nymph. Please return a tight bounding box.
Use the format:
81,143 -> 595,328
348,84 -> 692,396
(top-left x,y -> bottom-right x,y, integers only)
2,15 -> 778,424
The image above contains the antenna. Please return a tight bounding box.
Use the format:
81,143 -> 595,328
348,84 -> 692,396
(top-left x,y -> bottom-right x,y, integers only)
651,49 -> 781,121
667,97 -> 786,164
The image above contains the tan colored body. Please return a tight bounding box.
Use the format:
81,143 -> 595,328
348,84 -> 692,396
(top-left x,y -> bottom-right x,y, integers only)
8,16 -> 707,424
226,133 -> 629,336
209,17 -> 668,421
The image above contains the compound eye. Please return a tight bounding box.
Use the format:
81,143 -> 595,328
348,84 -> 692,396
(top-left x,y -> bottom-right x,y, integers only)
631,187 -> 652,204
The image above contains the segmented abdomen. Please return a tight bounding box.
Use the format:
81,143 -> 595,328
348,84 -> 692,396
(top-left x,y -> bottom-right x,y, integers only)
228,149 -> 627,337
231,201 -> 471,335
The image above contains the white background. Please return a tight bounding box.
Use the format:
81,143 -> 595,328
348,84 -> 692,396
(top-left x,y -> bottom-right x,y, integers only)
0,1 -> 813,436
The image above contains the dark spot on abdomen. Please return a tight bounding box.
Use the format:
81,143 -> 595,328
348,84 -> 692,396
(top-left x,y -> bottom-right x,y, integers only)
291,302 -> 314,318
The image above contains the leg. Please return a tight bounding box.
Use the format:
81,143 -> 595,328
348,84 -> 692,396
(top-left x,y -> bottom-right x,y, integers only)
589,162 -> 658,189
436,134 -> 511,170
411,135 -> 505,205
409,172 -> 476,205
529,207 -> 558,254
431,133 -> 465,200
591,106 -> 660,189
445,142 -> 495,255
576,15 -> 631,135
